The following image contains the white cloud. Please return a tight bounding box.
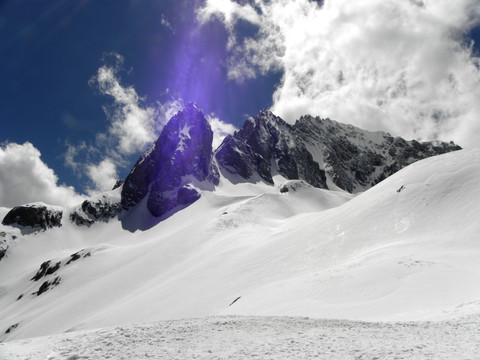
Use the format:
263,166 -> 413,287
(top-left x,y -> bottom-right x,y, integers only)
86,158 -> 118,195
198,0 -> 261,30
206,114 -> 238,149
70,55 -> 185,193
157,96 -> 184,126
198,0 -> 283,82
90,56 -> 185,156
64,141 -> 88,173
92,56 -> 158,155
0,142 -> 84,208
199,0 -> 480,147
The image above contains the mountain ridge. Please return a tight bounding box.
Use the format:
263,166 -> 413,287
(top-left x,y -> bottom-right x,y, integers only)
1,104 -> 461,231
216,110 -> 461,193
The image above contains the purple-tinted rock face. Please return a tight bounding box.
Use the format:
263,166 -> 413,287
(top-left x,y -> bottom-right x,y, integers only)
121,103 -> 218,217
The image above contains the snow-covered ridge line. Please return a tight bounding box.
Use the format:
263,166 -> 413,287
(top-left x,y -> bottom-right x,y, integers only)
1,104 -> 460,231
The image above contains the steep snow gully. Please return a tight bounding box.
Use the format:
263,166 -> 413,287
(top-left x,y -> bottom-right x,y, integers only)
1,105 -> 479,358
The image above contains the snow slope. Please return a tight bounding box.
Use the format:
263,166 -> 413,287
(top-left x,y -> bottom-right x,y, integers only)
1,149 -> 479,343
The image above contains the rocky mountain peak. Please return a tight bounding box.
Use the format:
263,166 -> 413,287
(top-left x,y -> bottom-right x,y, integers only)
121,103 -> 219,218
215,111 -> 461,193
241,110 -> 292,139
0,105 -> 462,233
294,114 -> 462,192
215,110 -> 328,188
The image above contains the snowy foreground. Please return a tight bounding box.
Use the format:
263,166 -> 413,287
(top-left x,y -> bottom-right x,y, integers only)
2,315 -> 479,359
1,149 -> 480,357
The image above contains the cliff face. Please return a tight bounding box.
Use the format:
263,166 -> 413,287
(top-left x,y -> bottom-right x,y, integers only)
294,115 -> 461,192
215,111 -> 461,193
121,103 -> 219,218
215,110 -> 328,188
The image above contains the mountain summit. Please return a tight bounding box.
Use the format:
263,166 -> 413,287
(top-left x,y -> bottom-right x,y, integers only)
215,110 -> 328,188
121,103 -> 219,218
2,105 -> 460,227
118,105 -> 460,220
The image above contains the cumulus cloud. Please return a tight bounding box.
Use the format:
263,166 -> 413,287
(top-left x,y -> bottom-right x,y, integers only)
90,53 -> 159,155
86,159 -> 118,194
0,142 -> 84,208
206,114 -> 238,149
198,0 -> 282,82
199,0 -> 480,147
197,0 -> 261,31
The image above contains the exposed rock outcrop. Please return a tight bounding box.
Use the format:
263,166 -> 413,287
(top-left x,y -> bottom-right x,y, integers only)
31,260 -> 61,281
112,179 -> 124,190
70,190 -> 123,226
215,110 -> 327,188
295,115 -> 462,192
2,204 -> 62,230
0,230 -> 17,262
121,103 -> 219,218
215,111 -> 461,193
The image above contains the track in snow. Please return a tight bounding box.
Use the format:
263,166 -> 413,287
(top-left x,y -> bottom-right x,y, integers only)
2,315 -> 479,359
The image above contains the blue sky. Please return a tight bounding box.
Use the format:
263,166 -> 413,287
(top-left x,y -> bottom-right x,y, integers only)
0,0 -> 281,198
1,0 -> 480,207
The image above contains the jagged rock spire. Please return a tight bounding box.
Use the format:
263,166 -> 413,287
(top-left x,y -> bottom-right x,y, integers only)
121,103 -> 219,218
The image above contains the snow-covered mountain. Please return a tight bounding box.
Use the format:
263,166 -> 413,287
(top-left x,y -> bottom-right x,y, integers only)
0,103 -> 459,252
1,104 -> 476,348
216,109 -> 461,192
121,104 -> 219,218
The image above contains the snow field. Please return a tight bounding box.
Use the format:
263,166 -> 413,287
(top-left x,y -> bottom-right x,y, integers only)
2,315 -> 479,359
0,149 -> 479,347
